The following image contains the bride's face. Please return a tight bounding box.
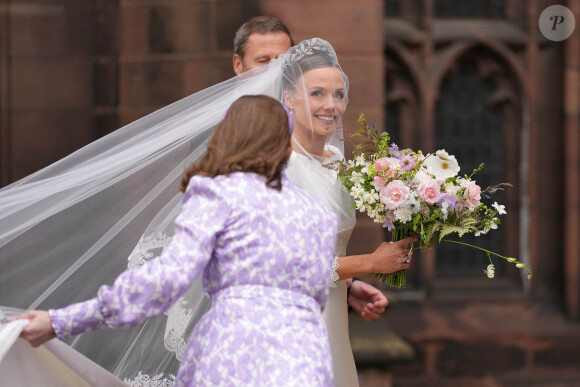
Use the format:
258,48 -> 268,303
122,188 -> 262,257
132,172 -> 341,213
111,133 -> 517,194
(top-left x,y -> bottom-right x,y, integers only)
286,67 -> 346,140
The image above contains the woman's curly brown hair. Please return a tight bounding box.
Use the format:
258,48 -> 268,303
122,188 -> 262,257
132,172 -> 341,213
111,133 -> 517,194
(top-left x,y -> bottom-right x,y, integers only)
180,95 -> 291,192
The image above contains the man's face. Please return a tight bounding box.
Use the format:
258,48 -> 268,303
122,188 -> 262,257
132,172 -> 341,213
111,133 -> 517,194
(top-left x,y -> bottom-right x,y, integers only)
233,32 -> 292,75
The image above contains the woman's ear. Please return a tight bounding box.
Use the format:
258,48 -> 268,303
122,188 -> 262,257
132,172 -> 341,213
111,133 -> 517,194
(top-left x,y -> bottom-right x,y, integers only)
283,90 -> 293,110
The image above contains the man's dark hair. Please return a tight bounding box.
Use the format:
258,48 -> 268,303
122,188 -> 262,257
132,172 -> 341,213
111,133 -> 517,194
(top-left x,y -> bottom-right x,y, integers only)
233,16 -> 295,58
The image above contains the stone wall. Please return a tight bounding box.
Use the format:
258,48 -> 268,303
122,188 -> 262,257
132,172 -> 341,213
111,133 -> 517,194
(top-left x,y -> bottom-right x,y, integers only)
117,0 -> 251,124
1,1 -> 119,183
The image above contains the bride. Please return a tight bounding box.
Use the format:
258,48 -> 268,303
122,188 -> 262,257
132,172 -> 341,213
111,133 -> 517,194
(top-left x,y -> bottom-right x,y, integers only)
280,38 -> 415,386
0,38 -> 415,386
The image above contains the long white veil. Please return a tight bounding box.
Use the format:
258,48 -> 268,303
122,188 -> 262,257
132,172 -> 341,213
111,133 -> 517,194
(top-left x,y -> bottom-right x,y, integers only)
0,38 -> 343,384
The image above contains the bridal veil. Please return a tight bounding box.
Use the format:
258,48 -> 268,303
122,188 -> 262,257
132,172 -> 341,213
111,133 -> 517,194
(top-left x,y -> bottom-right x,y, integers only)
0,38 -> 346,384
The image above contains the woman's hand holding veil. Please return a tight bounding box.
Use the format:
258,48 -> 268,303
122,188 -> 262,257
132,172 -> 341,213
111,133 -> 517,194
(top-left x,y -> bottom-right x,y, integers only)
9,310 -> 55,348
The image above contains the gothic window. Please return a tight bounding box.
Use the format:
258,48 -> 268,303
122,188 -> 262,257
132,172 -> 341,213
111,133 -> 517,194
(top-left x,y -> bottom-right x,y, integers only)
434,50 -> 521,278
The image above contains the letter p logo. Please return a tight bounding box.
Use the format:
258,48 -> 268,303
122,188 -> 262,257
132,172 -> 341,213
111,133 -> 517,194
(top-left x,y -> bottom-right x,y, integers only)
540,5 -> 575,41
550,15 -> 565,30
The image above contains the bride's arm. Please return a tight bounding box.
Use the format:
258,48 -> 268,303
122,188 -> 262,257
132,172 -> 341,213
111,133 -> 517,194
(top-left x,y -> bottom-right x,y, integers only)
334,236 -> 417,280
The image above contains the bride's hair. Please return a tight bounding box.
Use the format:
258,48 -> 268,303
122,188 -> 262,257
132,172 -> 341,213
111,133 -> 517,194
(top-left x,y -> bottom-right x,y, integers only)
282,51 -> 341,93
180,95 -> 291,192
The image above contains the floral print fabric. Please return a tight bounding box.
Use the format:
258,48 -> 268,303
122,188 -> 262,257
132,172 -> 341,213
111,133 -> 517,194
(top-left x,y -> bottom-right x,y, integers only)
50,172 -> 338,386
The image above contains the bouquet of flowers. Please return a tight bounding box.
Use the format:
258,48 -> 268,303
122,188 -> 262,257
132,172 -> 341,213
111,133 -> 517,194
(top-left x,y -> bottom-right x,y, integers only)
334,113 -> 532,288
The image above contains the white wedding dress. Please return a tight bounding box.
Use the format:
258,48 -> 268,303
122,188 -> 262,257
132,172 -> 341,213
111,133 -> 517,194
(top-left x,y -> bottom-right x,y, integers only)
286,150 -> 359,387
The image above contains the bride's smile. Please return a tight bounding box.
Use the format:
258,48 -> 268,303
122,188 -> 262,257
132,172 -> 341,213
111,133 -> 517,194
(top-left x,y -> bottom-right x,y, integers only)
286,66 -> 346,154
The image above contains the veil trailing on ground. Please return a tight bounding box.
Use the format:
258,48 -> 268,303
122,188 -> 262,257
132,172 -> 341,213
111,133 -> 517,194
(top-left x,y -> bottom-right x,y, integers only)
0,38 -> 345,384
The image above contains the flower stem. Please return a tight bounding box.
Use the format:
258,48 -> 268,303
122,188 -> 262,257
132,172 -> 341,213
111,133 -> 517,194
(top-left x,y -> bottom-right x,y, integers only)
440,239 -> 533,278
374,230 -> 409,288
440,239 -> 509,259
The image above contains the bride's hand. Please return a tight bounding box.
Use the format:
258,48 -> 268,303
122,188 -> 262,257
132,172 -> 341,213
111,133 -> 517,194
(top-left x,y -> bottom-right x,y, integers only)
370,236 -> 418,274
8,310 -> 56,347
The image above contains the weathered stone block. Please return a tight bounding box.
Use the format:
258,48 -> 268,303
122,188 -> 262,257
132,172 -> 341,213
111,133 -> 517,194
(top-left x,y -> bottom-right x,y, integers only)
12,59 -> 92,108
121,1 -> 212,56
534,338 -> 580,369
94,61 -> 118,106
120,60 -> 185,108
216,0 -> 247,51
9,3 -> 68,58
11,108 -> 93,179
437,340 -> 526,376
259,0 -> 383,54
184,57 -> 234,94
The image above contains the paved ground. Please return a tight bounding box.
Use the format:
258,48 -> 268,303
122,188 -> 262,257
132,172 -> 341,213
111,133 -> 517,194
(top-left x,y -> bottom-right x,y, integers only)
349,294 -> 580,387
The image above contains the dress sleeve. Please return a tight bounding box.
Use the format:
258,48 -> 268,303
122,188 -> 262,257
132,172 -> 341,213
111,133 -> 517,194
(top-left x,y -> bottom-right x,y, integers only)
328,257 -> 339,288
49,177 -> 229,339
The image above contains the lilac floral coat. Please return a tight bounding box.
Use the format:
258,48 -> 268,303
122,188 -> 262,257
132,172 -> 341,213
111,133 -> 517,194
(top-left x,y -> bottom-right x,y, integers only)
50,172 -> 338,386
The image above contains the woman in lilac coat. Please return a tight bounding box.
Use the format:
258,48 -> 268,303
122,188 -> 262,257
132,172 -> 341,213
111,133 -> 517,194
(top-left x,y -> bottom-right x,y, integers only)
11,95 -> 338,386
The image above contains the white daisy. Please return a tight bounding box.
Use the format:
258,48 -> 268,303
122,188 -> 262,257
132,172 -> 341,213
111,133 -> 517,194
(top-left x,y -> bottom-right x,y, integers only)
423,150 -> 460,180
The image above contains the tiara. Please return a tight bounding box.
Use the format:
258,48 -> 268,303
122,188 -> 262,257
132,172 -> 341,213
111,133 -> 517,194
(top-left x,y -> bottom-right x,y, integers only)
282,38 -> 337,65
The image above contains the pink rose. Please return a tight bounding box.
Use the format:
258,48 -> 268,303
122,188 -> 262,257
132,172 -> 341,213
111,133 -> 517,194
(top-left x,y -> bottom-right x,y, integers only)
374,157 -> 389,171
372,176 -> 387,189
418,179 -> 442,204
461,180 -> 481,208
380,180 -> 410,210
384,157 -> 401,178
